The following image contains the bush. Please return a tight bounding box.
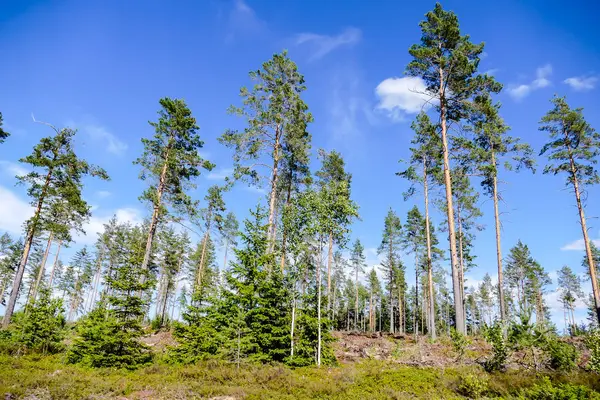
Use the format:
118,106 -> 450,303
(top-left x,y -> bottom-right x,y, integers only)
1,289 -> 66,355
544,338 -> 578,372
516,376 -> 600,399
585,328 -> 600,373
483,322 -> 508,372
457,374 -> 488,399
450,328 -> 469,361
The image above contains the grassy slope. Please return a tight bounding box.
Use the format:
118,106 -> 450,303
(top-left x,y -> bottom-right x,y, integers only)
2,354 -> 600,400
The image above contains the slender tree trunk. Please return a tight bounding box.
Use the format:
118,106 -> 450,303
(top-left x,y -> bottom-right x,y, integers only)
317,240 -> 322,366
30,233 -> 54,303
399,288 -> 404,334
438,67 -> 464,333
266,129 -> 281,253
568,151 -> 600,324
414,251 -> 419,341
223,240 -> 230,271
423,159 -> 436,339
279,178 -> 293,272
290,294 -> 296,357
141,145 -> 172,274
88,248 -> 104,312
48,240 -> 62,289
196,229 -> 211,292
491,151 -> 507,322
327,232 -> 333,316
456,203 -> 466,321
355,264 -> 359,330
389,239 -> 394,334
369,291 -> 374,331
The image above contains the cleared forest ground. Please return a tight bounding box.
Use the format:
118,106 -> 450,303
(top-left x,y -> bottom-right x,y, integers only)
1,331 -> 599,400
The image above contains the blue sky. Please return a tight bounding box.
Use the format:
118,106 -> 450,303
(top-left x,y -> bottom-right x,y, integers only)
1,0 -> 600,327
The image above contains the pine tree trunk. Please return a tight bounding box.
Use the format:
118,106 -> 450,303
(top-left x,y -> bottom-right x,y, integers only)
141,146 -> 172,274
223,240 -> 229,272
266,128 -> 281,253
438,67 -> 464,333
2,163 -> 55,327
317,240 -> 322,366
30,233 -> 54,304
355,264 -> 359,330
369,291 -> 373,331
290,295 -> 296,357
456,203 -> 466,321
196,229 -> 211,293
491,151 -> 507,322
279,179 -> 293,272
414,251 -> 419,340
327,232 -> 333,317
423,159 -> 436,339
568,151 -> 600,325
399,288 -> 404,334
48,240 -> 62,288
389,238 -> 394,334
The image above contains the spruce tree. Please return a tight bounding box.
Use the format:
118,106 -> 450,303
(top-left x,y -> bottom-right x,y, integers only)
539,95 -> 600,325
196,185 -> 226,289
221,211 -> 239,270
406,3 -> 501,333
402,206 -> 427,337
68,222 -> 152,368
135,97 -> 214,275
3,125 -> 108,327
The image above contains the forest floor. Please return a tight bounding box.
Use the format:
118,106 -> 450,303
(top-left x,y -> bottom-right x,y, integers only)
1,330 -> 599,400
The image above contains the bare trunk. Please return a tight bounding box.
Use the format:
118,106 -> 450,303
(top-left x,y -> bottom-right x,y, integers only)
457,203 -> 466,321
48,240 -> 62,288
369,291 -> 374,331
279,178 -> 293,272
88,248 -> 104,311
569,152 -> 600,325
414,251 -> 419,341
327,232 -> 333,315
223,240 -> 229,271
317,239 -> 322,366
355,264 -> 359,330
290,295 -> 296,357
196,230 -> 211,293
423,159 -> 436,339
491,152 -> 507,322
398,287 -> 404,334
141,146 -> 172,274
30,233 -> 54,304
439,66 -> 464,333
389,238 -> 394,334
266,128 -> 281,253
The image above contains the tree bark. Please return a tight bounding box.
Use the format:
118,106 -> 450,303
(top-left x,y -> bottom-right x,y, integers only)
568,145 -> 600,325
196,227 -> 211,293
456,203 -> 466,321
223,239 -> 229,272
490,150 -> 507,322
317,239 -> 322,366
389,237 -> 395,334
266,127 -> 281,253
423,158 -> 436,339
438,66 -> 465,334
327,233 -> 333,317
30,233 -> 54,304
414,251 -> 419,341
2,164 -> 54,328
48,240 -> 62,288
141,144 -> 172,274
355,262 -> 359,330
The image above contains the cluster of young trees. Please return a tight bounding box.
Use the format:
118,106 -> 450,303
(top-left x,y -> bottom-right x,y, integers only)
1,3 -> 600,368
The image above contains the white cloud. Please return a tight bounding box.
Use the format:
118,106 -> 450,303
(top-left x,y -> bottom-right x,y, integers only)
83,124 -> 127,155
484,68 -> 499,76
207,168 -> 233,181
244,185 -> 266,195
561,237 -> 600,251
507,64 -> 552,100
295,27 -> 361,61
226,0 -> 265,42
375,76 -> 433,120
0,186 -> 33,235
564,76 -> 598,91
95,190 -> 111,198
0,161 -> 28,177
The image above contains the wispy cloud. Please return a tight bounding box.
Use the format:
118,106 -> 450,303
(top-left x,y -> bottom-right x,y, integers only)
560,237 -> 600,251
66,118 -> 127,156
295,27 -> 361,61
0,186 -> 33,235
375,76 -> 433,121
0,160 -> 28,177
564,76 -> 598,91
507,64 -> 552,100
226,0 -> 265,43
207,167 -> 233,181
95,190 -> 111,198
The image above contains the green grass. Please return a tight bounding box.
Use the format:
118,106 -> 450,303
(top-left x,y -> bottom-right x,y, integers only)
1,354 -> 599,399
